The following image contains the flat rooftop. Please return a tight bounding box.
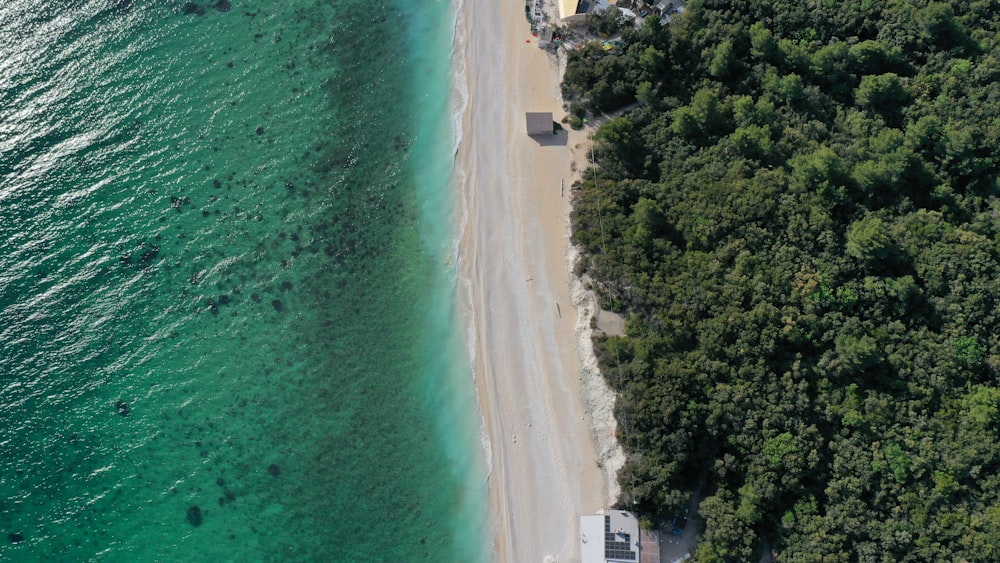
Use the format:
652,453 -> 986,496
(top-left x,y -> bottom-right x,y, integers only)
581,510 -> 640,562
525,112 -> 554,135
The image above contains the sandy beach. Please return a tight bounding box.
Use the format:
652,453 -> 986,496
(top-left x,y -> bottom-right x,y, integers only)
454,1 -> 622,561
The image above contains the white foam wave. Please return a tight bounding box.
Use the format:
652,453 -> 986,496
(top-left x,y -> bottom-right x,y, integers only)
449,0 -> 492,481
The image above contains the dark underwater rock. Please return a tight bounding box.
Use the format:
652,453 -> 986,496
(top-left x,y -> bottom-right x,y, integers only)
267,463 -> 280,477
214,0 -> 232,12
186,505 -> 202,527
116,401 -> 130,416
8,532 -> 23,544
139,245 -> 159,263
181,2 -> 206,16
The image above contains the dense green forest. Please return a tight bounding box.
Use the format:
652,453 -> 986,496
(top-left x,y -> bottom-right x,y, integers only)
563,1 -> 1000,560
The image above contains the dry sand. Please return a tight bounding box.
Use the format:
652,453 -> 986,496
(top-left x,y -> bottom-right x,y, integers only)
453,1 -> 624,561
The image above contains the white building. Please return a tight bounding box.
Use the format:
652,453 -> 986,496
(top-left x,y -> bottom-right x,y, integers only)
580,510 -> 641,562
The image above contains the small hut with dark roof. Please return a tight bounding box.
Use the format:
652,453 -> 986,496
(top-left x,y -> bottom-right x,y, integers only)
525,112 -> 555,135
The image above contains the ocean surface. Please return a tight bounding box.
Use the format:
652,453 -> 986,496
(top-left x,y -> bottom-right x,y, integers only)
0,1 -> 488,561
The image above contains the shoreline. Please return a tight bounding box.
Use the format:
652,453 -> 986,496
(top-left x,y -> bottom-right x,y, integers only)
452,0 -> 624,560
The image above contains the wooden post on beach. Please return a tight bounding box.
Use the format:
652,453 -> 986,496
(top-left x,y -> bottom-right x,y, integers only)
561,178 -> 564,197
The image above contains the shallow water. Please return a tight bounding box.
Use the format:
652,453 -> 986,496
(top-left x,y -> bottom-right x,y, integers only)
0,1 -> 487,560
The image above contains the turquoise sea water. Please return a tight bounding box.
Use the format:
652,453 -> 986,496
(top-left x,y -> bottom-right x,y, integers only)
0,1 -> 487,561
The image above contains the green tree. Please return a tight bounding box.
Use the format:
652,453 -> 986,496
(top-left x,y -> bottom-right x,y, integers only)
883,443 -> 911,483
749,21 -> 778,62
954,336 -> 986,369
638,46 -> 666,79
636,81 -> 657,107
729,125 -> 774,162
763,432 -> 798,469
697,491 -> 756,561
708,39 -> 736,78
835,333 -> 882,373
855,73 -> 910,115
846,215 -> 895,264
848,40 -> 902,75
671,88 -> 729,142
588,6 -> 631,37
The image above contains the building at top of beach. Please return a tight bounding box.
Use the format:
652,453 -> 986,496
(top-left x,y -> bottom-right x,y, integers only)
560,0 -> 635,25
580,510 -> 641,562
558,0 -> 588,24
525,112 -> 555,135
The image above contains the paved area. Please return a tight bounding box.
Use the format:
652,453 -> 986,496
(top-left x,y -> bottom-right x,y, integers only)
640,528 -> 660,563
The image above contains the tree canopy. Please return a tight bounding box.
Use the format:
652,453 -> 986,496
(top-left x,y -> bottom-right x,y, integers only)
564,1 -> 1000,560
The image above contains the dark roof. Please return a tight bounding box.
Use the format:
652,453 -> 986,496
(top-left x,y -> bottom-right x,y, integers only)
525,112 -> 554,135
